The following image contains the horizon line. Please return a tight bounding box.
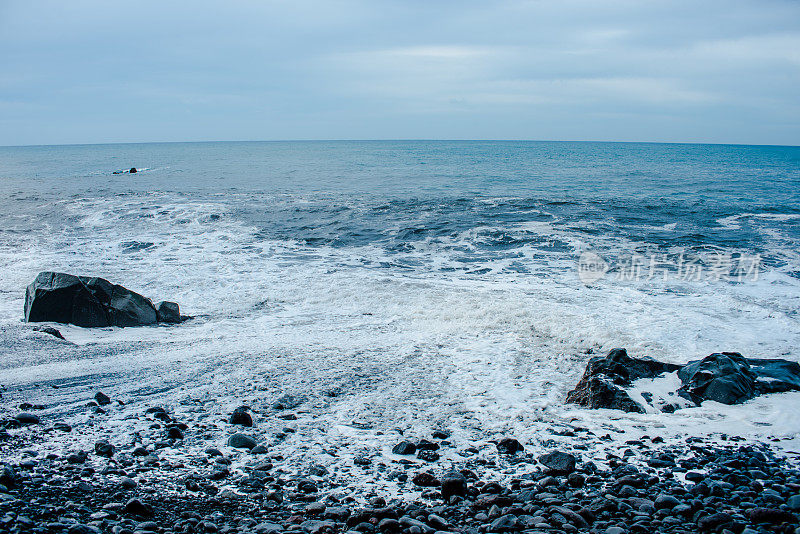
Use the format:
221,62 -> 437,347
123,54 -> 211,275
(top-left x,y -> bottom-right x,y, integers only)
1,138 -> 799,149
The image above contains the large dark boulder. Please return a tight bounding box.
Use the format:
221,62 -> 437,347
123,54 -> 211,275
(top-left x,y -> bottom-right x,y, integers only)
678,352 -> 800,405
24,272 -> 157,327
566,348 -> 680,412
749,358 -> 800,394
677,352 -> 757,405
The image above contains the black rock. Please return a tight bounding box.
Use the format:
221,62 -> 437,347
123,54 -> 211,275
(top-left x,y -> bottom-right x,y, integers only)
124,498 -> 153,517
94,440 -> 114,458
488,514 -> 518,532
697,512 -> 733,530
129,167 -> 137,173
24,272 -> 158,327
566,348 -> 680,412
748,507 -> 796,524
411,472 -> 440,487
549,506 -> 589,529
748,358 -> 800,394
440,471 -> 467,500
155,301 -> 181,323
227,433 -> 257,449
391,440 -> 416,455
31,325 -> 65,340
297,479 -> 318,493
678,352 -> 756,405
416,449 -> 439,462
538,451 -> 577,475
230,406 -> 253,427
0,465 -> 18,488
15,413 -> 40,426
416,439 -> 440,451
166,426 -> 184,440
94,392 -> 111,406
654,494 -> 680,510
496,438 -> 524,455
67,452 -> 87,464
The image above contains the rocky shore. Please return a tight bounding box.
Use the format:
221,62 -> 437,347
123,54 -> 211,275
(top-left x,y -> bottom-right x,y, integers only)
2,398 -> 799,534
5,280 -> 800,534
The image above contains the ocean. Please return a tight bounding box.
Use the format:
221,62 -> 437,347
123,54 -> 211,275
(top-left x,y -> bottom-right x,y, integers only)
1,140 -> 800,481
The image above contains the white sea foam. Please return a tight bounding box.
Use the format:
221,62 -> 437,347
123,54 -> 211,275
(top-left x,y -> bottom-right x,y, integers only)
1,192 -> 800,493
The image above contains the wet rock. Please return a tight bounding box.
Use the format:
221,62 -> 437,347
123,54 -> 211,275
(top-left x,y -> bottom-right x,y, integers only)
14,413 -> 40,426
272,393 -> 306,410
488,514 -> 518,532
538,451 -> 577,475
678,352 -> 757,405
166,426 -> 184,440
412,472 -> 440,487
227,433 -> 257,449
155,301 -> 181,323
392,441 -> 416,455
124,498 -> 153,517
24,272 -> 159,327
566,348 -> 679,412
749,358 -> 800,393
94,440 -> 114,458
378,518 -> 400,532
31,325 -> 65,340
697,512 -> 733,530
416,449 -> 439,462
440,471 -> 467,500
229,406 -> 253,427
748,507 -> 796,524
654,494 -> 680,510
297,480 -> 318,493
67,451 -> 87,464
496,438 -> 524,455
549,506 -> 589,528
68,525 -> 99,534
399,516 -> 434,534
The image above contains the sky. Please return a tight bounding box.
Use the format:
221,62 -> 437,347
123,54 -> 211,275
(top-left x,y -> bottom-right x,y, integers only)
1,0 -> 799,146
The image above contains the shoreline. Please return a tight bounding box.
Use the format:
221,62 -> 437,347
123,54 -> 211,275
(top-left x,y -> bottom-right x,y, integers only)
2,418 -> 799,533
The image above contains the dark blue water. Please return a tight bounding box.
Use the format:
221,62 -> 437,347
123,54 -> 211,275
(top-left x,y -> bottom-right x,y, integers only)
1,141 -> 799,275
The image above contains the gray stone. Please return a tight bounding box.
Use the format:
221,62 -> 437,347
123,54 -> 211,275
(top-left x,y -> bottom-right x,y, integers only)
227,433 -> 257,449
488,514 -> 518,532
538,451 -> 577,474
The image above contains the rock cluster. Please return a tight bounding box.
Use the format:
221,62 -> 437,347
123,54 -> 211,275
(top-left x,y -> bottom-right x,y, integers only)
24,272 -> 185,328
565,349 -> 680,413
1,434 -> 798,534
567,348 -> 800,413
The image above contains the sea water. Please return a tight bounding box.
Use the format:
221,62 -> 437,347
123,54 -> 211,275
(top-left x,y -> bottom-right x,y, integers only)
1,141 -> 799,474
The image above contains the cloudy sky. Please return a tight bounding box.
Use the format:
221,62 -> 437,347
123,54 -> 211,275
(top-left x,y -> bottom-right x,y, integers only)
1,0 -> 799,146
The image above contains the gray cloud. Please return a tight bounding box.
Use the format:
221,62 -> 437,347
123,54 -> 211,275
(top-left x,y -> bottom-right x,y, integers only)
0,0 -> 798,145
